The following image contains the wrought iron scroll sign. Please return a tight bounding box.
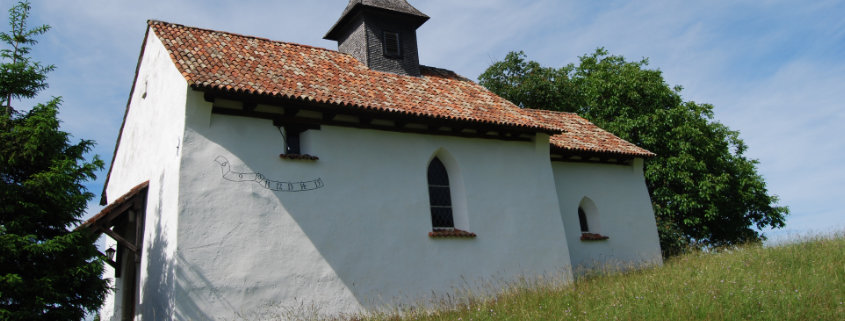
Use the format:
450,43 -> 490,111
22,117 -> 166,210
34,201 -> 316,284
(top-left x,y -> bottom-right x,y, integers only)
214,156 -> 324,192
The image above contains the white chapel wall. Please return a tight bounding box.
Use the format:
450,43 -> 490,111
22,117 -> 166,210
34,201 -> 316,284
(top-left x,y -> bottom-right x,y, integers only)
552,159 -> 662,273
101,29 -> 186,320
173,95 -> 574,318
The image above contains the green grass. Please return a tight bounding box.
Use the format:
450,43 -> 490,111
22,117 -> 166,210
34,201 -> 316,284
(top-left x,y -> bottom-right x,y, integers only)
357,233 -> 844,321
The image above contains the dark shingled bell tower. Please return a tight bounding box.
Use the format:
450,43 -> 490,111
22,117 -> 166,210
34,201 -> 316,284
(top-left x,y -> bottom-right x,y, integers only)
324,0 -> 429,76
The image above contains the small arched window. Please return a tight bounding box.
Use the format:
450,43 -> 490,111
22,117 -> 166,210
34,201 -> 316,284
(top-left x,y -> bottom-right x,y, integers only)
578,207 -> 590,232
427,157 -> 454,230
577,197 -> 608,240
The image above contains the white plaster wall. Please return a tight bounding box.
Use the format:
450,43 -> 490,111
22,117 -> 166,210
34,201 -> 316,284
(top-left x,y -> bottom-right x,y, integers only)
100,29 -> 186,321
174,96 -> 573,318
552,159 -> 662,273
99,237 -> 117,320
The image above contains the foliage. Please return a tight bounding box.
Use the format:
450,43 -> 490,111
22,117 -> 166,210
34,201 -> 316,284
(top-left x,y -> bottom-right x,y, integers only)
478,49 -> 788,256
0,0 -> 53,115
361,233 -> 845,321
0,1 -> 107,320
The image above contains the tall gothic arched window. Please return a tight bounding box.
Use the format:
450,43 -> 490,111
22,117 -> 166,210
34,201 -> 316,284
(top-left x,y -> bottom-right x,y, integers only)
427,157 -> 454,230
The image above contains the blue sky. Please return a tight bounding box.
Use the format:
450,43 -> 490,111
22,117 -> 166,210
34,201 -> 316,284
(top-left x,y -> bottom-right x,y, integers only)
12,0 -> 845,242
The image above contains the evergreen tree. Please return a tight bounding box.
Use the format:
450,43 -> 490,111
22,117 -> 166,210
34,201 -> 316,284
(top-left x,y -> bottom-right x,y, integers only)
480,50 -> 788,256
0,1 -> 108,319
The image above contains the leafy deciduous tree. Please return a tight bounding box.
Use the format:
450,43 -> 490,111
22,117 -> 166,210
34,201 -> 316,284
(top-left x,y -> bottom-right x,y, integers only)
0,1 -> 108,319
479,49 -> 788,256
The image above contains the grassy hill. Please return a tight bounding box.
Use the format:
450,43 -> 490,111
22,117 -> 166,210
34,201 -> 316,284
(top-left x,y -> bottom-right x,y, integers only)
360,234 -> 843,321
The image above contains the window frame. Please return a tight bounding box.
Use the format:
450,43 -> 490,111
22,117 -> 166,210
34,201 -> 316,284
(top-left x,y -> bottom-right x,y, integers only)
383,31 -> 401,58
276,123 -> 320,160
427,157 -> 455,230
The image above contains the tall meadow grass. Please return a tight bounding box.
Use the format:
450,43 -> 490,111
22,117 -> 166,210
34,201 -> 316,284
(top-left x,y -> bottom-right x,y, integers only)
354,233 -> 844,321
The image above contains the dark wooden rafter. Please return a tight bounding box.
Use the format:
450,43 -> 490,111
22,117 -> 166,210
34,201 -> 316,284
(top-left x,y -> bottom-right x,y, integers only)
498,131 -> 517,139
203,92 -> 215,103
94,201 -> 135,227
550,147 -> 635,165
272,118 -> 320,155
272,118 -> 320,131
214,106 -> 535,141
77,181 -> 149,273
100,226 -> 138,253
242,102 -> 257,112
284,106 -> 300,117
200,88 -> 552,142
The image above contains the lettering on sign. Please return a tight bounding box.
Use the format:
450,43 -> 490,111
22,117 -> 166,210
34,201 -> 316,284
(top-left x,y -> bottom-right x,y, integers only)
214,156 -> 324,192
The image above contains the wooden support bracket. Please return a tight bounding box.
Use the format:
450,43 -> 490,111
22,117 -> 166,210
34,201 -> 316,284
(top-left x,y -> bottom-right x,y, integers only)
99,226 -> 138,253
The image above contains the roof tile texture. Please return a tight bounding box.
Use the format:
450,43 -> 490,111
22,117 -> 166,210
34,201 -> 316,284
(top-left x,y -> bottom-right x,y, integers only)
149,20 -> 547,131
523,109 -> 655,157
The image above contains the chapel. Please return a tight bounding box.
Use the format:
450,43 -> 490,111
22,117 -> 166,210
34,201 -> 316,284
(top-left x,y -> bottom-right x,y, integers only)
83,1 -> 661,319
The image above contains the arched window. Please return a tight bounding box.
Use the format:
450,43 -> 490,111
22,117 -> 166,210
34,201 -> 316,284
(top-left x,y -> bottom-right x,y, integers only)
427,157 -> 454,230
577,197 -> 607,240
578,206 -> 590,232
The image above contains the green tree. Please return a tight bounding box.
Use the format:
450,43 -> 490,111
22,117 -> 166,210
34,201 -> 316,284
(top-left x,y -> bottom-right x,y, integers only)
480,49 -> 788,256
0,0 -> 52,116
0,1 -> 108,319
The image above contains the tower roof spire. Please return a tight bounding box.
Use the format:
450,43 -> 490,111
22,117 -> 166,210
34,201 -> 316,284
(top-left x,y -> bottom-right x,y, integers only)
325,0 -> 429,40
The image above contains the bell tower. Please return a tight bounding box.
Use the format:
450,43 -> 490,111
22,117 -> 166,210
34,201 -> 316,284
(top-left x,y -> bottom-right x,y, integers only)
324,0 -> 429,76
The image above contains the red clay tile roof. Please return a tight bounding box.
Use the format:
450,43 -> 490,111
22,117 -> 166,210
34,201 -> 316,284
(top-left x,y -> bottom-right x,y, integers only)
523,109 -> 655,158
148,20 -> 554,133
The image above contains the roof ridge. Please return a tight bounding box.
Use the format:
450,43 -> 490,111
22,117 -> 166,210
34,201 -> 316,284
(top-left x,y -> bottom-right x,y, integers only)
147,20 -> 336,54
419,65 -> 472,82
523,108 -> 579,116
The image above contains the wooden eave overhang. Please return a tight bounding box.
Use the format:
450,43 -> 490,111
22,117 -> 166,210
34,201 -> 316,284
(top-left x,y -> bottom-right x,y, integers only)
550,146 -> 655,165
197,85 -> 561,142
79,181 -> 149,270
